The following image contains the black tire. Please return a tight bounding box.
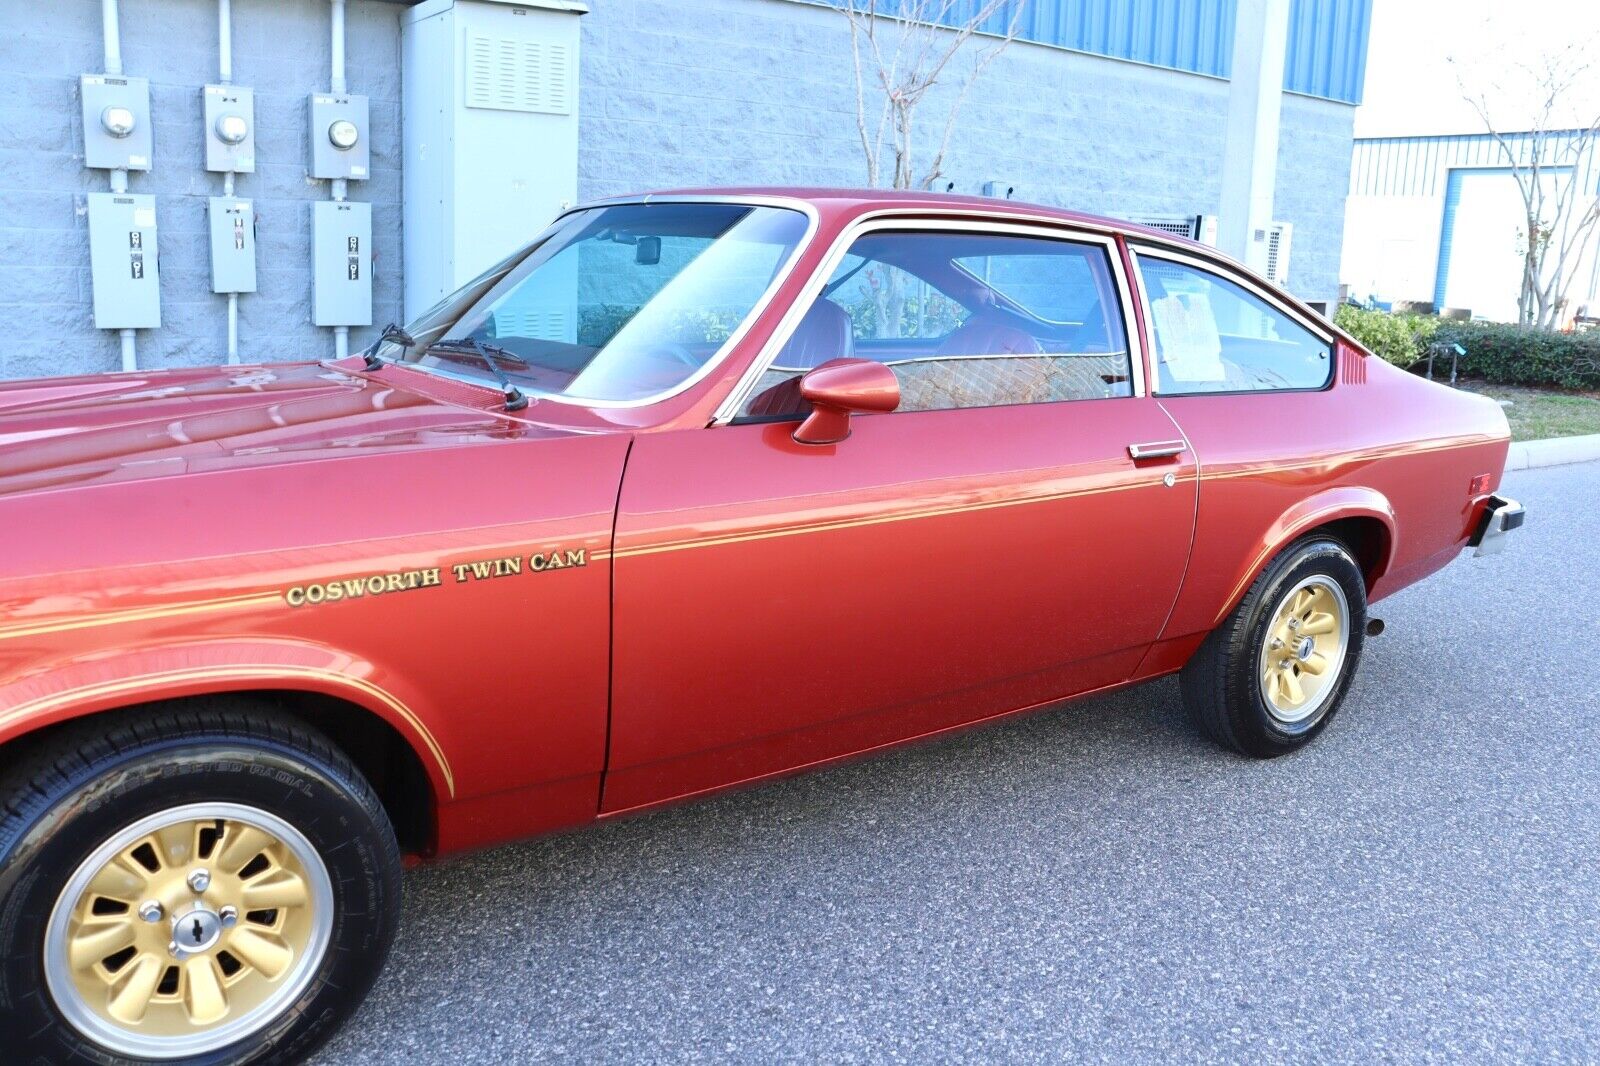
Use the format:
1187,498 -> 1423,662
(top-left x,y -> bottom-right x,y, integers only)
1180,535 -> 1368,757
0,701 -> 402,1065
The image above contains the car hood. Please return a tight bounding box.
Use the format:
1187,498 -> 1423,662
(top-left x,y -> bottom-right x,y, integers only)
0,361 -> 573,498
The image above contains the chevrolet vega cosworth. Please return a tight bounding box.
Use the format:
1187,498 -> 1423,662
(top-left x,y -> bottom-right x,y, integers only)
0,190 -> 1523,1063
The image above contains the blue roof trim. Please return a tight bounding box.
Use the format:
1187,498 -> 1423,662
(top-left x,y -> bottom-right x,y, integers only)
798,0 -> 1370,105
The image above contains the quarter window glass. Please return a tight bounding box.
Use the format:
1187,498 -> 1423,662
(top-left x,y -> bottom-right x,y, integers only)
1138,257 -> 1331,393
740,231 -> 1132,418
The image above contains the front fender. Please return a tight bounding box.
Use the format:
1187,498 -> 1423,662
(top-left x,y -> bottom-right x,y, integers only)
1205,485 -> 1397,629
0,638 -> 455,798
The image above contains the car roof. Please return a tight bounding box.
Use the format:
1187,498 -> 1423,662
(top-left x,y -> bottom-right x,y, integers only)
609,186 -> 1203,248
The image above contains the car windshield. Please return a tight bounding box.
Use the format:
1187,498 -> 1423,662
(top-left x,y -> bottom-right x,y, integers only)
376,202 -> 809,403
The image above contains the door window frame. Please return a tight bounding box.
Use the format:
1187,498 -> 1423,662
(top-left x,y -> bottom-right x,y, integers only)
1128,244 -> 1337,397
711,216 -> 1148,423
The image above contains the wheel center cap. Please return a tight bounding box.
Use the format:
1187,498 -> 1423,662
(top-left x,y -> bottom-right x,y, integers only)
1295,636 -> 1316,661
172,906 -> 224,953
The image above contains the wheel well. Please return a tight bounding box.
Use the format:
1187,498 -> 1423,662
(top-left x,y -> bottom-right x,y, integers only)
1313,516 -> 1392,590
0,691 -> 437,857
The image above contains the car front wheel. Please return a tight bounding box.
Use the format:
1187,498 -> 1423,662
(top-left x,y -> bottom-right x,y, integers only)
1180,535 -> 1368,757
0,703 -> 401,1065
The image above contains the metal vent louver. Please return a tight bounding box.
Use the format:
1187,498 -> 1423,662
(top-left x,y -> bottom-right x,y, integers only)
465,31 -> 572,115
489,308 -> 575,344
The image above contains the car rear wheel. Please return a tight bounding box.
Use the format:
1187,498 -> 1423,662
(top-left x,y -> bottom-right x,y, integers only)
1180,535 -> 1367,757
0,703 -> 401,1065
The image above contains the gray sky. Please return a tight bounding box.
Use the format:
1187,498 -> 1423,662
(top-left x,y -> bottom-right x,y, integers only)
1354,0 -> 1600,138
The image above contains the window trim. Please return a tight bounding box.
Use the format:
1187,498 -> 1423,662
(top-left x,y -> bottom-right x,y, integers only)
1129,245 -> 1336,397
712,217 -> 1146,424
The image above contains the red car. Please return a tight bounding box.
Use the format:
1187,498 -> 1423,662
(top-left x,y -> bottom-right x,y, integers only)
0,190 -> 1522,1063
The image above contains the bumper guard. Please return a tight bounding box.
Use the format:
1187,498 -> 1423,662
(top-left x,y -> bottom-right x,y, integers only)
1470,494 -> 1526,557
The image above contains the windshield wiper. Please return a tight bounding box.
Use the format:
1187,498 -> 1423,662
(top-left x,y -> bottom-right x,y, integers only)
361,322 -> 415,371
428,337 -> 529,412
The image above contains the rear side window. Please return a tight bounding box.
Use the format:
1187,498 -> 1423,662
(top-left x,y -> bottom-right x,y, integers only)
1136,255 -> 1331,394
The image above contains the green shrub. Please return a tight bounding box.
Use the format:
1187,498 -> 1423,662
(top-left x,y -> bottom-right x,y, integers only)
1431,320 -> 1600,391
1333,307 -> 1600,390
1333,304 -> 1436,367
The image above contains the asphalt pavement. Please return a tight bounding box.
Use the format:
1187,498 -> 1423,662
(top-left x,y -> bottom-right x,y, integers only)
313,460 -> 1599,1065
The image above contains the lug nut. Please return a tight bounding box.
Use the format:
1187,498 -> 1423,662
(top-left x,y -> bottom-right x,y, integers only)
138,901 -> 164,923
187,869 -> 211,893
219,905 -> 238,928
168,940 -> 189,961
1288,618 -> 1301,631
1269,638 -> 1284,650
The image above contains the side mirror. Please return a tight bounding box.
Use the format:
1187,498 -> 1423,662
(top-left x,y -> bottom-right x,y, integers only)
792,358 -> 900,445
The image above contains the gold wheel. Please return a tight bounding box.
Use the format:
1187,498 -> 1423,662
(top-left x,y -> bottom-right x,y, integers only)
44,803 -> 333,1059
1257,575 -> 1350,725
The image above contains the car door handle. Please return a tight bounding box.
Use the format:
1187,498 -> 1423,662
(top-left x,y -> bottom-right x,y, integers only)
1127,440 -> 1186,460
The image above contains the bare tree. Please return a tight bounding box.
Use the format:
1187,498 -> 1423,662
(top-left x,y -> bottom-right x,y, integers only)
842,0 -> 1022,191
1455,41 -> 1600,328
839,0 -> 1020,336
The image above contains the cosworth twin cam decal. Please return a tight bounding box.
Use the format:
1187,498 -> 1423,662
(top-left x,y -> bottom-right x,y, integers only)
283,550 -> 587,608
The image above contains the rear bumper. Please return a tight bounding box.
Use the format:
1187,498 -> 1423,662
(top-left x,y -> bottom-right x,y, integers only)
1470,494 -> 1526,556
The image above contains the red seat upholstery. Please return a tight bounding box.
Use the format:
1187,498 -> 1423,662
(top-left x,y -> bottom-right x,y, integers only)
745,300 -> 855,417
934,314 -> 1042,357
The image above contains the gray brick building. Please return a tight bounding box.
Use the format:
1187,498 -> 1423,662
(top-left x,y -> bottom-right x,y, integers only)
0,0 -> 1371,380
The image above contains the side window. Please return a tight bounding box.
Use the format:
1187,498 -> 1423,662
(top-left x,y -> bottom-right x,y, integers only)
739,231 -> 1133,419
1137,255 -> 1332,394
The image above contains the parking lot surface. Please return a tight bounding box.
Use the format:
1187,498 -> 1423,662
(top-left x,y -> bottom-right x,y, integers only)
314,461 -> 1598,1064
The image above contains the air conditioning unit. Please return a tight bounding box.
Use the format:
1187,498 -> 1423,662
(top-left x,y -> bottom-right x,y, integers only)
1264,222 -> 1293,286
1131,214 -> 1220,247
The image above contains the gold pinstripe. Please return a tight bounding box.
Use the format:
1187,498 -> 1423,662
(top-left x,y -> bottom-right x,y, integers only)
0,592 -> 282,642
613,475 -> 1188,559
0,665 -> 454,796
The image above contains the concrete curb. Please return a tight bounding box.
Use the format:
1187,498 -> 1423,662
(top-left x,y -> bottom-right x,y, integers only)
1505,433 -> 1600,471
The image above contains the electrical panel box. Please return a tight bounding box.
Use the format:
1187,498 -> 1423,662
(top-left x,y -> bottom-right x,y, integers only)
80,74 -> 152,171
312,200 -> 372,326
308,94 -> 369,180
203,85 -> 256,173
208,197 -> 257,293
87,192 -> 160,329
982,180 -> 1016,199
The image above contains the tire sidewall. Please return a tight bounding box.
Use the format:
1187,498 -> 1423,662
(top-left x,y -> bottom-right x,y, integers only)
1230,538 -> 1368,753
0,734 -> 398,1066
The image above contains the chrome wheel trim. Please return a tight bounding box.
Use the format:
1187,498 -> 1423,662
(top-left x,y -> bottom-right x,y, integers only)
43,802 -> 334,1060
1257,574 -> 1350,725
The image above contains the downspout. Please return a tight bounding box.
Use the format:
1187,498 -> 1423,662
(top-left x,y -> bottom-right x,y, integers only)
102,0 -> 137,371
329,0 -> 349,360
219,0 -> 239,363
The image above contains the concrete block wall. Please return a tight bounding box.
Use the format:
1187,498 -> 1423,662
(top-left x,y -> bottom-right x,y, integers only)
577,0 -> 1355,305
0,0 -> 402,381
0,0 -> 1357,382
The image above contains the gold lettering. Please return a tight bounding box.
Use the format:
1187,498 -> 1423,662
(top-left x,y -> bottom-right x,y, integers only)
341,578 -> 365,599
285,586 -> 306,607
304,584 -> 326,605
326,583 -> 343,602
385,573 -> 406,592
365,575 -> 385,595
469,560 -> 495,580
452,563 -> 471,582
565,549 -> 586,567
501,556 -> 522,576
419,568 -> 441,587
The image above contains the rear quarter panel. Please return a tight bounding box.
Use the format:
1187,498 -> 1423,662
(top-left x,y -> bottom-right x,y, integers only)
1157,351 -> 1510,642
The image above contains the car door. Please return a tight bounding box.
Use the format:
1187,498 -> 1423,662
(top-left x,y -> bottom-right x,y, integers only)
602,222 -> 1198,813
